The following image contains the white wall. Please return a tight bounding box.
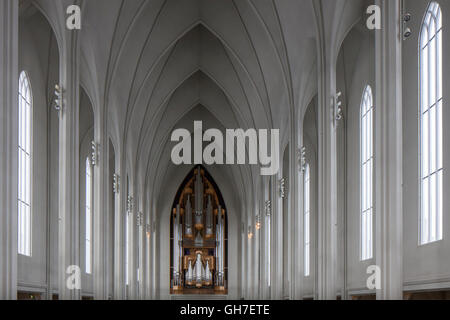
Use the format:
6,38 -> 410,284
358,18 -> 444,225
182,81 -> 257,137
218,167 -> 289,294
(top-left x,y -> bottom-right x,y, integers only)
337,22 -> 376,295
17,10 -> 59,297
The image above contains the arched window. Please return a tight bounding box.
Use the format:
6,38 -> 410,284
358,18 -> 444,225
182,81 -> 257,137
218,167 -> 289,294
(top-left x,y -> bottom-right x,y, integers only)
85,158 -> 92,274
304,163 -> 310,276
360,85 -> 373,261
18,71 -> 32,257
420,2 -> 443,245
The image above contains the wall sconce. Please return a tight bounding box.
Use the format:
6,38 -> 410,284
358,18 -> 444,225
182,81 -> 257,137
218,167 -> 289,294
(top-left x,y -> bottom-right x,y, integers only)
91,141 -> 99,166
137,212 -> 143,227
113,174 -> 120,194
279,178 -> 286,199
265,200 -> 271,217
146,224 -> 151,238
53,84 -> 63,114
403,13 -> 412,40
248,226 -> 254,240
332,91 -> 343,127
299,146 -> 306,173
127,196 -> 133,215
255,215 -> 261,230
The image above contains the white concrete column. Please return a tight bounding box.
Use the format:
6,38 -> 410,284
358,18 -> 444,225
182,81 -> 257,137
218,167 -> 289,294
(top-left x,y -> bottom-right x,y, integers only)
0,0 -> 18,300
295,133 -> 305,300
137,204 -> 145,299
127,189 -> 138,299
374,0 -> 403,300
58,31 -> 81,300
314,3 -> 338,297
93,106 -> 109,299
282,149 -> 291,300
150,213 -> 157,299
317,59 -> 338,300
245,203 -> 252,299
252,187 -> 260,300
113,166 -> 125,299
258,179 -> 269,300
144,208 -> 151,300
272,173 -> 283,299
289,117 -> 302,300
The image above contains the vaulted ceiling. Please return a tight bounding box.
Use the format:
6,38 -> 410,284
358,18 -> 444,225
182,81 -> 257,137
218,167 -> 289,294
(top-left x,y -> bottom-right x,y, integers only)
24,0 -> 363,220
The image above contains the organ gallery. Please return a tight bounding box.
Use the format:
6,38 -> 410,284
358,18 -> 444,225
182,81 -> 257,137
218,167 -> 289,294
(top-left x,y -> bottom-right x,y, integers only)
170,167 -> 228,294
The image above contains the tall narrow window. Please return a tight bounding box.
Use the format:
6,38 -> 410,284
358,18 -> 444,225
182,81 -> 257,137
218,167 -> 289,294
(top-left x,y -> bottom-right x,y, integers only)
85,158 -> 92,274
126,177 -> 130,286
125,213 -> 129,285
420,2 -> 443,245
360,85 -> 373,261
304,163 -> 311,276
18,71 -> 32,257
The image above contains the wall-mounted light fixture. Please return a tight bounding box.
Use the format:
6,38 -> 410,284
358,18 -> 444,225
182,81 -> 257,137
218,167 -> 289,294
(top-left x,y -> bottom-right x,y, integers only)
332,91 -> 343,127
265,200 -> 271,217
53,84 -> 63,115
403,13 -> 412,40
279,178 -> 286,199
137,212 -> 143,227
146,224 -> 151,238
255,215 -> 261,230
91,141 -> 99,166
127,196 -> 133,215
299,146 -> 307,173
248,226 -> 254,240
113,173 -> 120,194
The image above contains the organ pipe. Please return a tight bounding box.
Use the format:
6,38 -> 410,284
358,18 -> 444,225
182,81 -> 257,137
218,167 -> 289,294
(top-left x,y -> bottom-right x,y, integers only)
170,167 -> 227,293
194,169 -> 203,229
205,195 -> 213,237
185,195 -> 193,237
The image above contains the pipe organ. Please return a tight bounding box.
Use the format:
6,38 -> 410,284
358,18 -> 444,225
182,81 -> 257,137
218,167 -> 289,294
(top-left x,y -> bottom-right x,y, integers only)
171,167 -> 227,294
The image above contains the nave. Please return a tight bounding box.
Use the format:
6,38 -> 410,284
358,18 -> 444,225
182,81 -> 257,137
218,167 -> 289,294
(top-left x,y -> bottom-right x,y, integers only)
0,0 -> 449,300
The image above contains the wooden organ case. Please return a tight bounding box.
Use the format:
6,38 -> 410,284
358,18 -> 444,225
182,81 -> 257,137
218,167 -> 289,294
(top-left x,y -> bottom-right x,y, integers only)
170,167 -> 227,294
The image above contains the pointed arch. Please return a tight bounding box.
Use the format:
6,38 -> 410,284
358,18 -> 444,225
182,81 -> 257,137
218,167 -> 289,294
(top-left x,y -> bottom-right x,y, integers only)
170,166 -> 228,294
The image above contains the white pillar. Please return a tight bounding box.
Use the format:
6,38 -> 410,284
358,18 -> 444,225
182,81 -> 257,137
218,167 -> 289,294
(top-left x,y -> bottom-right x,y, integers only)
374,0 -> 403,300
138,206 -> 145,299
144,210 -> 151,300
295,134 -> 305,300
314,8 -> 338,298
252,190 -> 259,300
289,118 -> 302,300
282,152 -> 292,300
113,168 -> 125,299
272,174 -> 283,299
127,190 -> 137,299
58,31 -> 81,300
93,106 -> 109,299
0,0 -> 18,300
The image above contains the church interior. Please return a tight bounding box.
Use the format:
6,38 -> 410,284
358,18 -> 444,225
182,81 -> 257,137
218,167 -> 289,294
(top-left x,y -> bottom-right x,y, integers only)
1,0 -> 450,300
